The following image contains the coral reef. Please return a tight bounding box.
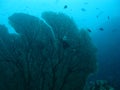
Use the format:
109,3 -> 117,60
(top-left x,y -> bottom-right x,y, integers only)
0,12 -> 97,90
88,80 -> 114,90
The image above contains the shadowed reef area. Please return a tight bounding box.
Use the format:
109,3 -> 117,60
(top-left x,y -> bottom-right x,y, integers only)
0,12 -> 97,90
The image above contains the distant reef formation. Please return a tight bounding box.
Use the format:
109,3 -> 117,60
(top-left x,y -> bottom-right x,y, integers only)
0,12 -> 97,90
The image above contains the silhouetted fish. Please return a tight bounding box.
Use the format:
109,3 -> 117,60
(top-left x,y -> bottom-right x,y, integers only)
107,16 -> 110,20
112,29 -> 118,32
84,2 -> 88,5
99,27 -> 104,31
96,15 -> 99,18
96,11 -> 104,19
87,29 -> 92,32
64,5 -> 68,9
81,8 -> 86,12
96,8 -> 99,10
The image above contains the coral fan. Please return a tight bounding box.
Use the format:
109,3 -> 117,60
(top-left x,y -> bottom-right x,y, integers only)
0,12 -> 97,90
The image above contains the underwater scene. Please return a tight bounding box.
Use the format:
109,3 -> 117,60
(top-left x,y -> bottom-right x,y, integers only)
0,0 -> 120,90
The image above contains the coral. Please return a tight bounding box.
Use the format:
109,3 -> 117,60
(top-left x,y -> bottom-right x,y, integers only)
0,12 -> 97,90
88,80 -> 115,90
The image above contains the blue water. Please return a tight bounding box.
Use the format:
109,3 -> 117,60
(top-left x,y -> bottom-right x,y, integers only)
0,0 -> 120,89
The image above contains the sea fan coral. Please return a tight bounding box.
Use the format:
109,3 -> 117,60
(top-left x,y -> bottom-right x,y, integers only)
0,12 -> 97,90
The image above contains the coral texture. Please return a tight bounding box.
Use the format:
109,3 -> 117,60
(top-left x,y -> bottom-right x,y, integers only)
0,12 -> 97,90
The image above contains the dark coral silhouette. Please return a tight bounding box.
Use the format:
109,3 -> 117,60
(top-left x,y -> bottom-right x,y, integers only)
0,12 -> 97,90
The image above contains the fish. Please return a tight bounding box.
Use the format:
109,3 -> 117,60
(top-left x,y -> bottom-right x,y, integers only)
81,8 -> 86,12
107,16 -> 110,20
96,8 -> 99,10
112,29 -> 118,32
96,15 -> 99,18
64,5 -> 68,9
99,27 -> 104,31
96,11 -> 104,19
87,29 -> 92,32
84,2 -> 88,5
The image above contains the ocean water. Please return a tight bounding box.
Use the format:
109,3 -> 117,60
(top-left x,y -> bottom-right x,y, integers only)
0,0 -> 120,90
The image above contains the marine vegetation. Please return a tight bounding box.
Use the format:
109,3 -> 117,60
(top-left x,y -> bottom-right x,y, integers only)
89,80 -> 114,90
0,12 -> 97,90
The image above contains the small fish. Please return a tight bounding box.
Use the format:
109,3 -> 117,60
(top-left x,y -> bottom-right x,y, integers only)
84,2 -> 88,5
112,29 -> 118,32
81,8 -> 86,12
87,29 -> 92,32
107,16 -> 110,20
64,5 -> 68,9
96,8 -> 99,10
96,11 -> 104,19
99,27 -> 104,31
96,15 -> 99,18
